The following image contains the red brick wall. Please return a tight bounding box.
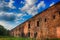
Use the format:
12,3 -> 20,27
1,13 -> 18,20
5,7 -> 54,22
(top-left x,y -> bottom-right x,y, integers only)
10,2 -> 60,39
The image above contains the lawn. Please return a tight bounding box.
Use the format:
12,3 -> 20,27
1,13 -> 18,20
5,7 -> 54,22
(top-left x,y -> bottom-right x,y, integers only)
0,36 -> 60,40
0,37 -> 32,40
46,38 -> 60,40
0,36 -> 36,40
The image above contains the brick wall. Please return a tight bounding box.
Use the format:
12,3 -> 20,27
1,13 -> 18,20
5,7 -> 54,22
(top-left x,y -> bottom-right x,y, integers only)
10,2 -> 60,39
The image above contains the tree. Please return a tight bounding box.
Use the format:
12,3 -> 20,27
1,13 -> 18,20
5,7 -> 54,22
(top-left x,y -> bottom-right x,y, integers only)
0,25 -> 9,36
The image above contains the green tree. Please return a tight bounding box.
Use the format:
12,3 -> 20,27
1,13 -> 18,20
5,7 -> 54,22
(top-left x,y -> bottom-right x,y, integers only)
0,25 -> 9,36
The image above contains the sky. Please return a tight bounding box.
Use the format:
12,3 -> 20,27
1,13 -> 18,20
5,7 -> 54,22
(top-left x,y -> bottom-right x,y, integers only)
0,0 -> 60,30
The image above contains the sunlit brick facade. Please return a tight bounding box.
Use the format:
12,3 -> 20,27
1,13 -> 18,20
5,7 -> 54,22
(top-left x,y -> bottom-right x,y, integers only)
10,2 -> 60,39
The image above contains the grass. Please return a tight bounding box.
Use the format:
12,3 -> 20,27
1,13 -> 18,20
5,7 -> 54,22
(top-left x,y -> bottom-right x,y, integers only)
0,36 -> 36,40
0,36 -> 60,40
0,37 -> 32,40
46,38 -> 60,40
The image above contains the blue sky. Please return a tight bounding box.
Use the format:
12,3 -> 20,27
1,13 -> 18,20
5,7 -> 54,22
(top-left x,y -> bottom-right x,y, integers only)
0,0 -> 60,30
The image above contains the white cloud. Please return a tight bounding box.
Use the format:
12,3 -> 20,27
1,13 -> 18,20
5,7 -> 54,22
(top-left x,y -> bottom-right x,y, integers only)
0,11 -> 25,21
0,11 -> 27,30
0,11 -> 24,18
0,0 -> 16,10
26,5 -> 38,15
0,11 -> 15,16
8,0 -> 16,9
0,0 -> 8,8
15,13 -> 27,21
25,0 -> 37,5
20,1 -> 25,4
37,1 -> 45,9
0,3 -> 4,8
50,2 -> 55,7
20,1 -> 45,16
0,12 -> 4,15
16,14 -> 23,17
0,21 -> 14,30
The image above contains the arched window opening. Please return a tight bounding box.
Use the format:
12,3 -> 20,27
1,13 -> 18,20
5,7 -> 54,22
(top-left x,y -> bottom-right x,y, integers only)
28,23 -> 30,29
44,18 -> 47,22
28,32 -> 30,37
53,15 -> 56,19
21,32 -> 25,37
37,21 -> 39,27
34,32 -> 37,38
59,11 -> 60,15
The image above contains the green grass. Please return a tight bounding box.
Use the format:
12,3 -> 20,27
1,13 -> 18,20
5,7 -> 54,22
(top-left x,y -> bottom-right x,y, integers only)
0,36 -> 60,40
0,37 -> 32,40
46,38 -> 60,40
0,36 -> 36,40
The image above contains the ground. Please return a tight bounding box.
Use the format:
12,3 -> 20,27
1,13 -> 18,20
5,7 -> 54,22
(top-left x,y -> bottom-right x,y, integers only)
0,36 -> 60,40
0,36 -> 36,40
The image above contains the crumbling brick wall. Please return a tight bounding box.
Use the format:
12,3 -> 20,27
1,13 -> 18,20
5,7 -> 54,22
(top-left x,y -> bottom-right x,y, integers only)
10,2 -> 60,39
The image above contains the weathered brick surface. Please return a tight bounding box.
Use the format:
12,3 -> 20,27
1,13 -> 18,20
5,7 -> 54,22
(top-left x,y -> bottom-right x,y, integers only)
10,2 -> 60,39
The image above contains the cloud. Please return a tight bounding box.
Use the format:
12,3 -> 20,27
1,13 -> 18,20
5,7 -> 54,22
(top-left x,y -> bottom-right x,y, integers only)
16,14 -> 23,17
25,0 -> 37,5
37,1 -> 45,9
0,11 -> 26,21
20,1 -> 45,16
8,0 -> 16,9
0,21 -> 15,30
0,11 -> 26,30
0,0 -> 16,10
50,2 -> 55,7
20,1 -> 25,4
26,5 -> 38,15
0,0 -> 8,11
15,13 -> 27,21
0,12 -> 16,21
0,0 -> 16,12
